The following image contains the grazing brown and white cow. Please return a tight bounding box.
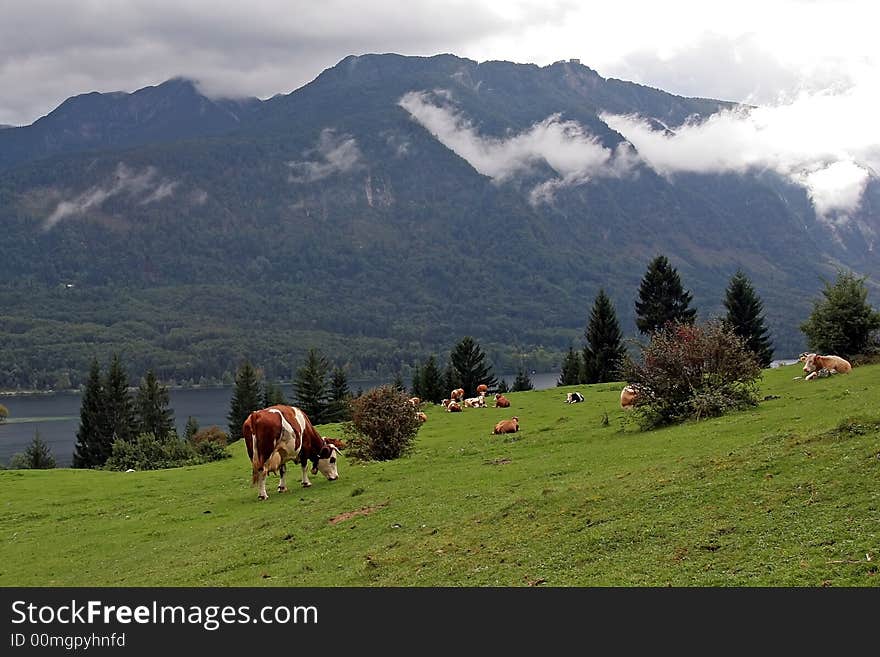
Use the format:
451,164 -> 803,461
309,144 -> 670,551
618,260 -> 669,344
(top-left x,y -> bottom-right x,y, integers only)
243,405 -> 341,500
450,388 -> 465,402
494,393 -> 510,408
476,384 -> 489,396
620,385 -> 639,410
802,353 -> 852,377
492,417 -> 519,435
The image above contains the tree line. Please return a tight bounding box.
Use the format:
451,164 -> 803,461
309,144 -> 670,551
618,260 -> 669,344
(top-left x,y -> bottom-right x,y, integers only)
556,255 -> 879,387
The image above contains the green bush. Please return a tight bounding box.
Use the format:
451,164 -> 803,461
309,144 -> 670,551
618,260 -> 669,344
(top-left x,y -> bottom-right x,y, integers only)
624,320 -> 761,429
105,431 -> 229,471
343,385 -> 420,462
7,431 -> 56,469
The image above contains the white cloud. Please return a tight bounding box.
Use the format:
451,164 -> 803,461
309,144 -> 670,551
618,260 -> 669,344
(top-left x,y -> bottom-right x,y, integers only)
602,82 -> 880,218
287,128 -> 363,183
399,90 -> 635,201
44,163 -> 177,229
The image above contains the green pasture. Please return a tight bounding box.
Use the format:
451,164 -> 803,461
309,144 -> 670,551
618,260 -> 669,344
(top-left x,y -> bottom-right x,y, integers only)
1,363 -> 878,586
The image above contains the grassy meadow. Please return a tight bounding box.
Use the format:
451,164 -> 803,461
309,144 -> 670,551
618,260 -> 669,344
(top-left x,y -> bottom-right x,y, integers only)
1,363 -> 878,587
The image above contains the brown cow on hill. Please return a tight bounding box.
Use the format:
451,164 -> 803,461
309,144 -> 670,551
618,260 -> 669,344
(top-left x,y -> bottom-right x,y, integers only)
492,417 -> 519,435
243,405 -> 342,500
476,384 -> 489,396
450,388 -> 465,402
493,393 -> 510,408
620,385 -> 639,410
801,353 -> 852,378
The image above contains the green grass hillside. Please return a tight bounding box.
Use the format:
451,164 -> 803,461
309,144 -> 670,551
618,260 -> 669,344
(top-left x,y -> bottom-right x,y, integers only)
1,364 -> 878,587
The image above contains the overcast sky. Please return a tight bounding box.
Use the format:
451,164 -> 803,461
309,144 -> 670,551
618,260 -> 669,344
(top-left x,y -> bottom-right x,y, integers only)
3,0 -> 878,218
1,0 -> 876,126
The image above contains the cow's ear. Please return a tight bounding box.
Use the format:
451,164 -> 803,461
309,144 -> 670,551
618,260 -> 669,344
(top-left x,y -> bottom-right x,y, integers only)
319,446 -> 332,459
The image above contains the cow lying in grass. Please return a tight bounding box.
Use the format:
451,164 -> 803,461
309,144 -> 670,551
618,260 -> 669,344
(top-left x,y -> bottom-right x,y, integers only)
800,353 -> 852,380
492,417 -> 519,435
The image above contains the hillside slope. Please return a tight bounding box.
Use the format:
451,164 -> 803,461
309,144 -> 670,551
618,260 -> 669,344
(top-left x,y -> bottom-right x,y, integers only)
1,363 -> 877,586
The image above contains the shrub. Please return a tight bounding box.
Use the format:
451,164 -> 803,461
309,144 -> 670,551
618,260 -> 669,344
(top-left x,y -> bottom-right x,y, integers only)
191,425 -> 229,447
105,430 -> 230,471
624,320 -> 761,429
343,385 -> 420,461
8,431 -> 56,469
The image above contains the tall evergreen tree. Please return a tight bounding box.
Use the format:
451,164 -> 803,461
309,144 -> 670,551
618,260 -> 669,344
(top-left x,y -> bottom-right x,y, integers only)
293,348 -> 331,424
262,381 -> 287,407
326,366 -> 352,422
418,355 -> 446,404
73,359 -> 108,468
135,369 -> 175,439
635,255 -> 697,334
583,289 -> 627,383
449,336 -> 498,397
443,362 -> 461,397
724,270 -> 774,367
800,270 -> 880,358
103,354 -> 135,445
227,361 -> 263,443
410,363 -> 423,398
557,347 -> 582,386
512,366 -> 534,392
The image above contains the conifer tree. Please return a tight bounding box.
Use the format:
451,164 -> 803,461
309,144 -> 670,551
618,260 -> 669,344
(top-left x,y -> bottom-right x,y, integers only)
512,366 -> 534,392
135,369 -> 175,439
418,355 -> 446,404
327,366 -> 353,422
12,429 -> 56,469
635,255 -> 697,334
449,336 -> 497,397
583,289 -> 627,383
104,354 -> 135,445
262,381 -> 287,407
183,416 -> 200,443
73,359 -> 108,468
800,270 -> 880,358
496,379 -> 510,394
557,347 -> 581,386
227,361 -> 263,443
293,348 -> 330,424
724,270 -> 774,367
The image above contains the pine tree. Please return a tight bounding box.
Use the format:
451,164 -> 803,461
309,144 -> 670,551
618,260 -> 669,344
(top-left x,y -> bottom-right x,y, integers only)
449,336 -> 497,397
410,363 -> 423,398
326,366 -> 352,422
103,354 -> 135,445
262,381 -> 287,407
73,358 -> 108,468
496,379 -> 510,394
418,355 -> 445,404
512,367 -> 534,392
443,363 -> 461,397
183,416 -> 200,443
227,361 -> 263,443
635,255 -> 697,334
16,429 -> 56,469
583,289 -> 627,383
293,348 -> 330,424
135,369 -> 175,439
557,347 -> 582,386
724,270 -> 774,367
800,271 -> 880,358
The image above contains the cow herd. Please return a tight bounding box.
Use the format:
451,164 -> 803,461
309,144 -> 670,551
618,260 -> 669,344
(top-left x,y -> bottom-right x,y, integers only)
242,356 -> 850,499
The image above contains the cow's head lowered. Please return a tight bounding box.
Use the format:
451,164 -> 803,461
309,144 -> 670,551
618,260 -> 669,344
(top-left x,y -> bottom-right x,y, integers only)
310,438 -> 344,480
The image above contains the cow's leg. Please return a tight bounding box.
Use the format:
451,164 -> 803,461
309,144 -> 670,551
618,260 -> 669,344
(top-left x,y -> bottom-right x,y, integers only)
277,463 -> 288,493
301,463 -> 312,488
256,468 -> 269,500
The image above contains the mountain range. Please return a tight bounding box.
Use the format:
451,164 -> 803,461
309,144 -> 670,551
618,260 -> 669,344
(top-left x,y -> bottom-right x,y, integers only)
1,53 -> 877,389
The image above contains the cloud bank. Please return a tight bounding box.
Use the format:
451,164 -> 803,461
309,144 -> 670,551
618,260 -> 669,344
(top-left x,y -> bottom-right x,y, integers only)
602,84 -> 880,218
399,90 -> 636,202
45,163 -> 178,229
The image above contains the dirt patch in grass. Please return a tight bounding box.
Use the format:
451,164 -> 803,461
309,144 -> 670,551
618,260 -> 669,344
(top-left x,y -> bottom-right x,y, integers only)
329,503 -> 388,525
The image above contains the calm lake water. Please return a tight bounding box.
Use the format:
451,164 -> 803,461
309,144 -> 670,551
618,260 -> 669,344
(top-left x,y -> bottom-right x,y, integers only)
0,372 -> 560,467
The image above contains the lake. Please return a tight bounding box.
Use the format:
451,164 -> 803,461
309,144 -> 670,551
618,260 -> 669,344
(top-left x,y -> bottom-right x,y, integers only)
0,372 -> 561,467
